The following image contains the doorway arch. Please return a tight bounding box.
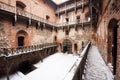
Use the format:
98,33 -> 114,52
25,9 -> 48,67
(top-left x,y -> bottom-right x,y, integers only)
16,30 -> 28,47
74,43 -> 78,53
18,36 -> 24,46
63,39 -> 72,53
107,18 -> 118,75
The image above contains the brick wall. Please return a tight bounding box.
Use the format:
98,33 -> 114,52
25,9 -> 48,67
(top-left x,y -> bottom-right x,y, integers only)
95,0 -> 120,79
0,0 -> 57,22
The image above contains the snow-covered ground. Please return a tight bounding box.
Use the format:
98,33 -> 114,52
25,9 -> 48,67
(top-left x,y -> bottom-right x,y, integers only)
1,45 -> 114,80
0,53 -> 81,80
85,46 -> 114,80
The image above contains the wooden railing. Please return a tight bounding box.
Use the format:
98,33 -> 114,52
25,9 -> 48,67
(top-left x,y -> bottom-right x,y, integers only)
57,19 -> 90,27
55,0 -> 88,14
16,8 -> 30,18
73,41 -> 91,80
0,1 -> 90,28
0,1 -> 15,13
0,43 -> 58,57
0,1 -> 55,25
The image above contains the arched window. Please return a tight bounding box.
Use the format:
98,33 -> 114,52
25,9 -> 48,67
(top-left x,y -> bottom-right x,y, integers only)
54,36 -> 57,42
16,1 -> 26,10
16,30 -> 28,47
85,12 -> 90,21
76,15 -> 80,23
63,39 -> 72,53
16,1 -> 26,16
46,15 -> 50,20
65,29 -> 69,35
66,17 -> 69,22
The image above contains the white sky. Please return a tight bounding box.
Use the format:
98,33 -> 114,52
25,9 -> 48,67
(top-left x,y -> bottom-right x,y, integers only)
52,0 -> 68,5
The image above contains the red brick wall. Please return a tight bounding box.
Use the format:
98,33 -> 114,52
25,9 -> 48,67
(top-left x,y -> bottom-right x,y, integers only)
95,0 -> 120,79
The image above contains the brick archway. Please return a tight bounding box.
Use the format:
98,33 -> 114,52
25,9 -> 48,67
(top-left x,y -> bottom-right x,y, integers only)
107,18 -> 118,75
16,30 -> 29,47
62,39 -> 72,53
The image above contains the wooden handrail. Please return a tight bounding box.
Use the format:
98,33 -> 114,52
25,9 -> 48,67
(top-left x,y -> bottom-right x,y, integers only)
72,41 -> 91,80
55,0 -> 88,13
0,43 -> 58,57
0,1 -> 90,27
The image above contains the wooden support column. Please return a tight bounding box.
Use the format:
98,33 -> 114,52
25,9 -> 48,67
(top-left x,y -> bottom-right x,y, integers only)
74,0 -> 77,14
39,50 -> 43,62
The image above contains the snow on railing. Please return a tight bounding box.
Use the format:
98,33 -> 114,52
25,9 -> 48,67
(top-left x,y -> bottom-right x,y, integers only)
0,43 -> 58,57
64,41 -> 91,80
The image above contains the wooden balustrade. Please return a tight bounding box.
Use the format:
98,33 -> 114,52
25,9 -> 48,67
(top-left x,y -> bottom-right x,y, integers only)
0,1 -> 15,13
73,41 -> 91,80
0,43 -> 58,57
55,0 -> 88,14
0,1 -> 90,28
57,19 -> 90,27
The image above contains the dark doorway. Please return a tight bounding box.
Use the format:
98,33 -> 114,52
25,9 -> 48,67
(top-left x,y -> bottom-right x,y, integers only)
63,46 -> 67,53
18,36 -> 24,46
54,36 -> 57,42
63,39 -> 72,53
19,61 -> 36,75
74,44 -> 77,53
65,30 -> 69,35
112,25 -> 118,75
76,15 -> 80,23
66,17 -> 69,22
108,18 -> 118,75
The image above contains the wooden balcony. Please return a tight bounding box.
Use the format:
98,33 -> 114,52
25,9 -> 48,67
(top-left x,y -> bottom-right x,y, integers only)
0,1 -> 54,27
55,0 -> 89,15
56,19 -> 91,27
0,1 -> 15,13
0,43 -> 58,57
0,1 -> 91,29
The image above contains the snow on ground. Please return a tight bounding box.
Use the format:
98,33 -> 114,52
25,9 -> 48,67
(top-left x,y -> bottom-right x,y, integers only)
0,52 -> 81,80
1,45 -> 114,80
85,46 -> 114,80
0,71 -> 24,80
24,53 -> 80,80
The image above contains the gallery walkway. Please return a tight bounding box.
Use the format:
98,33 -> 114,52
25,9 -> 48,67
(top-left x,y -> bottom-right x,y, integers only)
0,44 -> 114,80
84,46 -> 114,80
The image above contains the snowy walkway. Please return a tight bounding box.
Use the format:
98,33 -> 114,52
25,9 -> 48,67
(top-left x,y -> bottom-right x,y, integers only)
85,46 -> 114,80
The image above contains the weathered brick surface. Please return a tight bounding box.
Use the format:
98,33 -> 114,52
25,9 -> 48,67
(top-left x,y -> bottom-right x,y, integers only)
94,0 -> 120,79
0,0 -> 95,78
0,0 -> 92,53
